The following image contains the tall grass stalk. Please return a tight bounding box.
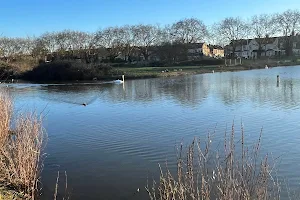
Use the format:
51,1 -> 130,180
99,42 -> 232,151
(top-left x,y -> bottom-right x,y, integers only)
0,91 -> 12,147
0,90 -> 46,199
146,124 -> 281,200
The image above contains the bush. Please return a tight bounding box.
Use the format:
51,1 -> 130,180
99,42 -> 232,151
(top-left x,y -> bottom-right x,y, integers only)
148,61 -> 167,67
0,62 -> 15,80
21,61 -> 114,81
175,59 -> 225,66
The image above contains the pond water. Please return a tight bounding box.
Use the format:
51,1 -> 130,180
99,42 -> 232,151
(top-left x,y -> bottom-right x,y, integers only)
7,66 -> 300,199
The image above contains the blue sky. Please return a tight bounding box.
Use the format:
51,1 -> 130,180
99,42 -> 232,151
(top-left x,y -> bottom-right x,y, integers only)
1,0 -> 300,37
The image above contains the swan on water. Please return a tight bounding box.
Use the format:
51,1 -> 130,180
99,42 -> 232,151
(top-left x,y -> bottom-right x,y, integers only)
114,75 -> 125,84
265,65 -> 268,69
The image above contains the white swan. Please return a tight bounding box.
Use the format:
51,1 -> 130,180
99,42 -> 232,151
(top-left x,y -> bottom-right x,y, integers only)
113,75 -> 125,84
265,65 -> 269,69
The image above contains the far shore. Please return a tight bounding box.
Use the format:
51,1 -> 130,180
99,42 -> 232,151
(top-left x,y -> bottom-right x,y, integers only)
1,58 -> 300,84
3,62 -> 299,85
116,62 -> 300,80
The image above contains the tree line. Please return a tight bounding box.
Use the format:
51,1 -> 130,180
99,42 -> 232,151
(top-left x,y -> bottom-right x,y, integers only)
0,9 -> 300,63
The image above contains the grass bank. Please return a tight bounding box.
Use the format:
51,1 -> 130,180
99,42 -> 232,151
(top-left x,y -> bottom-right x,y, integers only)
117,60 -> 300,80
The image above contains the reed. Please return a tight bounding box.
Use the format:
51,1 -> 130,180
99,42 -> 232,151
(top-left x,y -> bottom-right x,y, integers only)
0,90 -> 46,199
0,91 -> 12,147
53,171 -> 70,200
146,124 -> 281,200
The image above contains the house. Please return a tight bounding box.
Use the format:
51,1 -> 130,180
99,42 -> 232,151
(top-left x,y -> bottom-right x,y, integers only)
226,39 -> 252,58
252,37 -> 280,57
226,35 -> 300,58
292,35 -> 300,55
187,43 -> 210,60
209,45 -> 225,58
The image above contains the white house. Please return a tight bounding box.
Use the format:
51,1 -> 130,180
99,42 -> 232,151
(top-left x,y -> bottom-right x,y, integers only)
226,37 -> 287,58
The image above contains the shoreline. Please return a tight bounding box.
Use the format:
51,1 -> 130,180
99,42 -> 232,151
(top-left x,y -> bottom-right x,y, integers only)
111,62 -> 300,80
3,62 -> 300,84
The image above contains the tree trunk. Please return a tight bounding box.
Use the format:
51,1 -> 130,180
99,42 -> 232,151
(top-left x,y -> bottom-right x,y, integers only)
258,44 -> 262,58
142,51 -> 149,61
285,36 -> 293,57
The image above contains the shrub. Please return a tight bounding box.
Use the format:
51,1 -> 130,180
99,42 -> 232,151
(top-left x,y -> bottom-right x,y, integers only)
21,61 -> 114,81
175,59 -> 225,66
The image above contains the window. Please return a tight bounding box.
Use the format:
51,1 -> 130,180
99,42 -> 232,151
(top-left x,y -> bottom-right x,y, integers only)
280,43 -> 284,48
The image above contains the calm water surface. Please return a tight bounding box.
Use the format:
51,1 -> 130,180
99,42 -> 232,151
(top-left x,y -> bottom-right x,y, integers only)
7,66 -> 300,199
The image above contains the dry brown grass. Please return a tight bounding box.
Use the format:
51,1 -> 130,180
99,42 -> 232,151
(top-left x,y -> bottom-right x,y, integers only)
146,124 -> 281,200
0,90 -> 46,200
0,90 -> 12,147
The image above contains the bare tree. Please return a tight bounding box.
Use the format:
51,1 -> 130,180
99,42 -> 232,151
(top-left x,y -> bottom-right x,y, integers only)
21,37 -> 35,56
121,25 -> 138,62
0,37 -> 13,61
68,31 -> 93,50
31,38 -> 48,59
132,24 -> 161,61
94,27 -> 124,61
207,24 -> 226,47
39,32 -> 57,54
160,25 -> 176,44
0,37 -> 23,62
215,17 -> 249,57
55,30 -> 72,52
275,9 -> 300,56
170,18 -> 208,44
251,14 -> 277,57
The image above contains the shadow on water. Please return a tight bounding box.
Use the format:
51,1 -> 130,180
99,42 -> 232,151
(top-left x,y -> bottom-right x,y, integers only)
38,83 -> 115,106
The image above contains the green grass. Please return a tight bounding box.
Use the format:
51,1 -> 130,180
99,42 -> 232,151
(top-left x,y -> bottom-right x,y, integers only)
115,65 -> 259,80
115,65 -> 222,78
112,60 -> 300,80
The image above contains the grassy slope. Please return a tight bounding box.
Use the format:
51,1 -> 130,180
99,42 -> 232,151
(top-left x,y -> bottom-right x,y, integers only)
117,60 -> 300,79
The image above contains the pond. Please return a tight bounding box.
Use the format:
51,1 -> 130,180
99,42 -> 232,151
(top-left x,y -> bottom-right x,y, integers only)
8,66 -> 300,199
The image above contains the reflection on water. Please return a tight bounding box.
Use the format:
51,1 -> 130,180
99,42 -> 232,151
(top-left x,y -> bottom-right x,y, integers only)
7,66 -> 300,200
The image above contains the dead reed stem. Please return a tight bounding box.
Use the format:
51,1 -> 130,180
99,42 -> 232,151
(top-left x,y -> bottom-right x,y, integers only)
147,124 -> 280,200
0,90 -> 12,147
53,171 -> 69,200
0,90 -> 46,199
